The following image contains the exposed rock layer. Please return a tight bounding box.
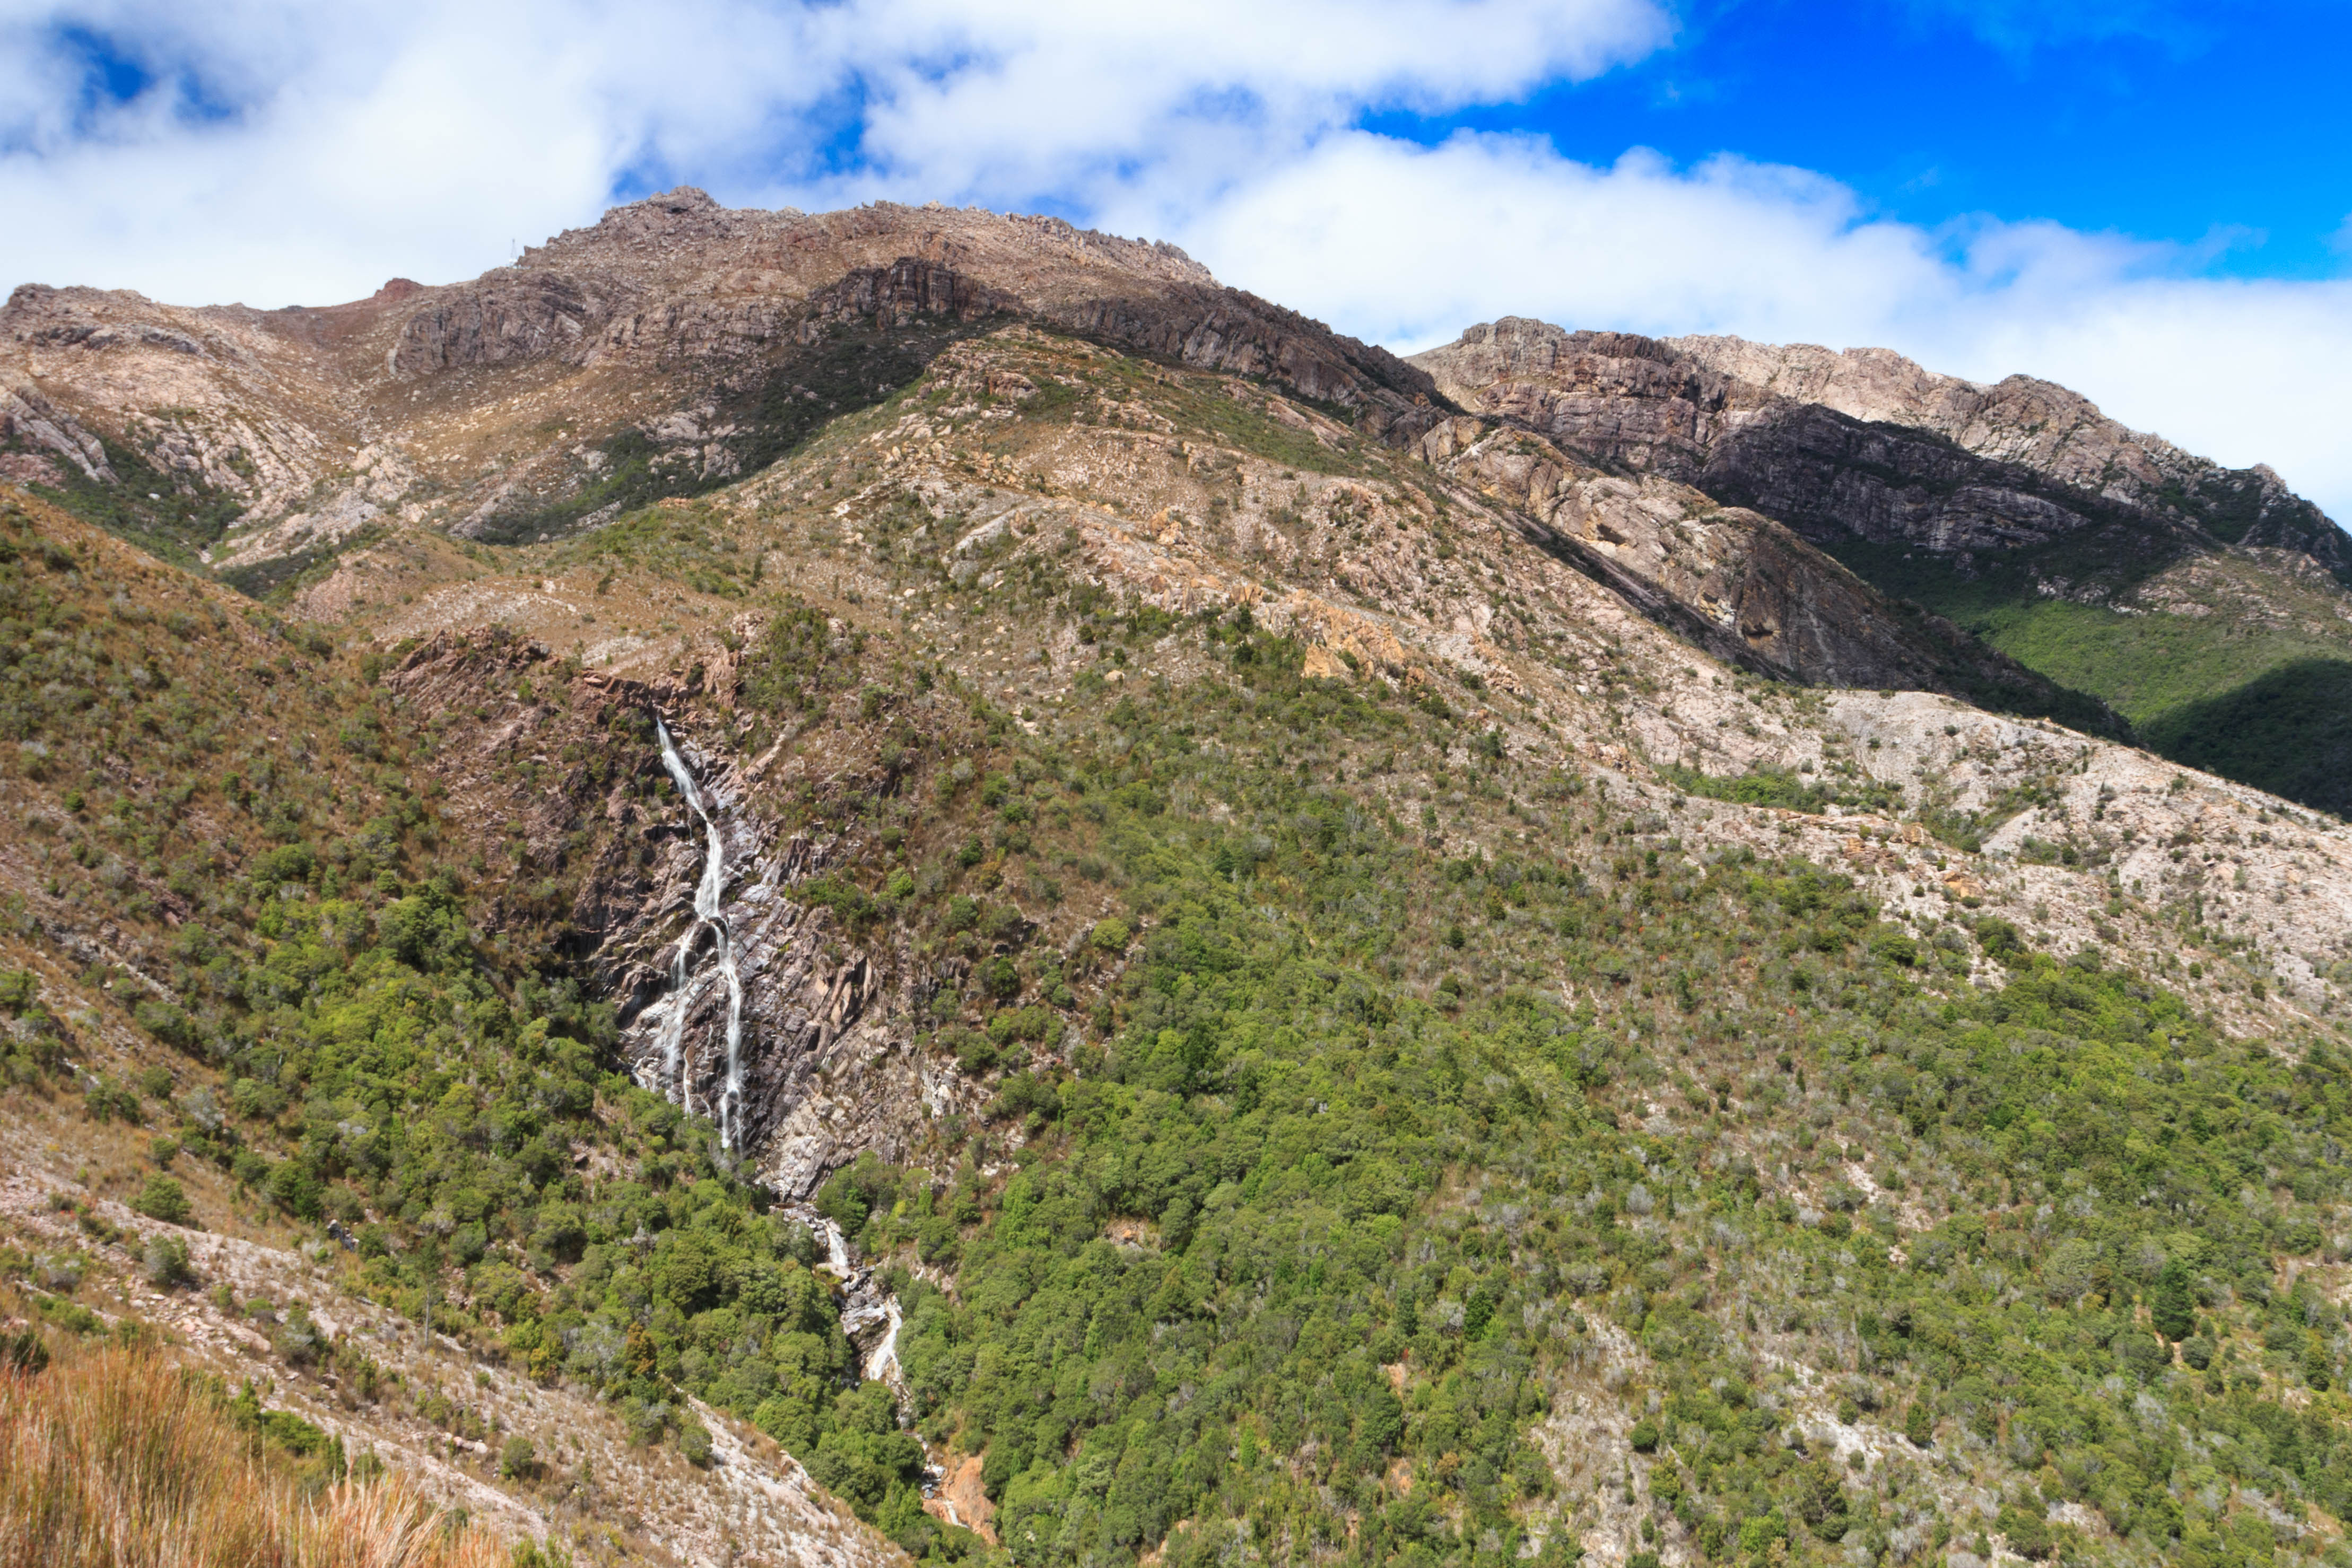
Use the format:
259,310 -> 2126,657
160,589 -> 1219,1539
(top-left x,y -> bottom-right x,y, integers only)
1411,317 -> 2349,582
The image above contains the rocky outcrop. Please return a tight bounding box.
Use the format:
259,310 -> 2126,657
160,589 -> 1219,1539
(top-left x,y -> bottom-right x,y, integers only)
1,377 -> 115,482
1411,317 -> 2349,585
590,725 -> 965,1197
1668,332 -> 2348,565
1414,415 -> 2119,725
378,627 -> 979,1205
388,272 -> 617,376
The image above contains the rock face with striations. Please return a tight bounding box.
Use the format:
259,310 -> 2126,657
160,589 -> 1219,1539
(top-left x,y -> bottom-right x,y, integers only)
1410,317 -> 2349,586
1410,414 -> 2120,727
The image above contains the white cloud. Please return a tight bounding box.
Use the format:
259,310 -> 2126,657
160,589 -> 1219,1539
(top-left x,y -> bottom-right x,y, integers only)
0,0 -> 1666,304
1,0 -> 2348,520
1160,131 -> 2352,520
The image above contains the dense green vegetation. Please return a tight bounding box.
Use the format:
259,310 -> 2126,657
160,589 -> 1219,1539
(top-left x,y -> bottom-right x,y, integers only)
1,429 -> 248,571
8,376 -> 2352,1568
542,498 -> 764,599
2138,659 -> 2352,820
574,568 -> 2351,1568
1662,763 -> 1849,816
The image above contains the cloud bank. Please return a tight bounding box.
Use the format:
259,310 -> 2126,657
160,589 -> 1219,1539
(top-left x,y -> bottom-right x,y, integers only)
2,0 -> 2348,518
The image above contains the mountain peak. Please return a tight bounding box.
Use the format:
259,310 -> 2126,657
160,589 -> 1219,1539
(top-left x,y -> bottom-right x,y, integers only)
1415,315 -> 2352,811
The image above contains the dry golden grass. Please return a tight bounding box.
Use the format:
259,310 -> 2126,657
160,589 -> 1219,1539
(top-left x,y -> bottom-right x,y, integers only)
0,1342 -> 507,1568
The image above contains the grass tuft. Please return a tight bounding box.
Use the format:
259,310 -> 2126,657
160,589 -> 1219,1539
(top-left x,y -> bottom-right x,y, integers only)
0,1340 -> 505,1567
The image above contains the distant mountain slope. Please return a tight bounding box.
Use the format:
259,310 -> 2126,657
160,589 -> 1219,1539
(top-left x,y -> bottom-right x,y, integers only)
2,189 -> 1443,589
5,192 -> 2116,731
1413,319 -> 2352,813
1410,415 -> 2120,732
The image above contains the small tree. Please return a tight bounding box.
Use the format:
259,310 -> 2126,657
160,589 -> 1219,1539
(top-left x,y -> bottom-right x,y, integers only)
674,1412 -> 713,1468
2151,1258 -> 2196,1342
144,1233 -> 193,1290
1998,1502 -> 2053,1561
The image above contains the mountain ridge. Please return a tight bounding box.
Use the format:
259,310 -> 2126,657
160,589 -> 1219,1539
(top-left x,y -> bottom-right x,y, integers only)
1,190 -> 1446,585
1415,317 -> 2346,569
1412,316 -> 2352,811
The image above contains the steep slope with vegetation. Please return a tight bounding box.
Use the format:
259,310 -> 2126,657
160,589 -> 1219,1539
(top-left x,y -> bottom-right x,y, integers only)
1823,539 -> 2352,816
1412,320 -> 2352,815
2,238 -> 2350,1568
0,490 -> 906,1566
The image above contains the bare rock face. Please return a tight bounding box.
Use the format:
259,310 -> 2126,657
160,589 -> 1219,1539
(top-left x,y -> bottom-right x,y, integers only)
377,626 -> 981,1207
589,724 -> 973,1200
1410,318 -> 2350,586
1414,415 -> 2119,727
1,377 -> 115,482
1668,333 -> 2345,562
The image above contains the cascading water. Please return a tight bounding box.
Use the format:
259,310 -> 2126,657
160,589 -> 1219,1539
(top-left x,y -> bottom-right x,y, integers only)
653,716 -> 748,1149
804,1212 -> 907,1394
646,731 -> 907,1401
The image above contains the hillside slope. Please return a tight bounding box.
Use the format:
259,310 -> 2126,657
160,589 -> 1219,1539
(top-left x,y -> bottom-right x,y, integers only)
1412,319 -> 2352,812
1,214 -> 2349,1568
0,490 -> 910,1568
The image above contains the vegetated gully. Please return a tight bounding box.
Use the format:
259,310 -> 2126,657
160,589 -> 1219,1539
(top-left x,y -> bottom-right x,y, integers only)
643,716 -> 908,1392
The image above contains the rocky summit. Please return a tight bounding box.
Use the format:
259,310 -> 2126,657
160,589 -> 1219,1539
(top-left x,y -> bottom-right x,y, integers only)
3,194 -> 2350,1568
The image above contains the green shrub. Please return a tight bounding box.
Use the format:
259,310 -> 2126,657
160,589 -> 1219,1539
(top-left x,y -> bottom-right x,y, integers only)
143,1232 -> 193,1288
1998,1502 -> 2052,1560
132,1175 -> 191,1226
132,999 -> 195,1049
1904,1403 -> 1932,1447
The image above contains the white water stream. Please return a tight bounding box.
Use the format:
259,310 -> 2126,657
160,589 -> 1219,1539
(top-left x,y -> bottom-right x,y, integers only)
654,717 -> 748,1149
641,737 -> 907,1404
808,1212 -> 907,1391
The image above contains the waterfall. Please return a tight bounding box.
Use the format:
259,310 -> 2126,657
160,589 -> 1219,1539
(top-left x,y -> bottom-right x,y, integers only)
817,1217 -> 853,1278
653,716 -> 748,1150
804,1211 -> 908,1398
863,1297 -> 904,1386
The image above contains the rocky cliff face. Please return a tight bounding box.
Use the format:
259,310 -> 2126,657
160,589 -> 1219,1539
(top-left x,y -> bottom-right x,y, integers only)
370,627 -> 990,1213
1413,414 -> 2119,729
1411,317 -> 2350,584
1669,332 -> 2346,563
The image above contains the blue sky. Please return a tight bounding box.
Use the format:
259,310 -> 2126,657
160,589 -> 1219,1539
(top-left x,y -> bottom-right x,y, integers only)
1401,0 -> 2350,278
2,1 -> 2349,515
